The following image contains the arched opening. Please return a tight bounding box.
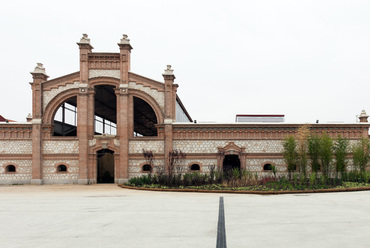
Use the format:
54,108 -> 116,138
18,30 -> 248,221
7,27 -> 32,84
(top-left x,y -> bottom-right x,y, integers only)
223,155 -> 240,174
57,165 -> 67,172
6,165 -> 16,173
53,96 -> 77,136
94,85 -> 117,135
264,164 -> 272,171
97,149 -> 115,183
133,97 -> 158,136
190,164 -> 200,171
142,164 -> 152,172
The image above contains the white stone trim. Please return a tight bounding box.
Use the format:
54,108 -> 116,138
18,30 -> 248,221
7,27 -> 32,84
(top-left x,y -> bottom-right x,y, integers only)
89,70 -> 120,79
31,119 -> 42,124
43,82 -> 80,111
128,82 -> 164,111
164,119 -> 173,124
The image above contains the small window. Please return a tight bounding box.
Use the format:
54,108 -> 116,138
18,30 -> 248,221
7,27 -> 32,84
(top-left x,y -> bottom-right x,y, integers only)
57,165 -> 67,172
263,164 -> 272,171
142,164 -> 152,172
190,164 -> 200,171
6,165 -> 16,173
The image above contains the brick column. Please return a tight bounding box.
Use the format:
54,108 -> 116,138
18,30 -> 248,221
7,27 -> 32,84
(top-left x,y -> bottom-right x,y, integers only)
163,66 -> 176,173
77,34 -> 94,184
116,86 -> 129,183
30,63 -> 49,185
116,35 -> 132,183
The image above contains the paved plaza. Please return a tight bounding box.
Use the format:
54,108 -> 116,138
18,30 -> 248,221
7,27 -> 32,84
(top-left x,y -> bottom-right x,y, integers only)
0,185 -> 370,248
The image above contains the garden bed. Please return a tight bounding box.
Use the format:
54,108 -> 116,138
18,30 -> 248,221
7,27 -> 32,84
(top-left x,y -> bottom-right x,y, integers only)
118,183 -> 370,195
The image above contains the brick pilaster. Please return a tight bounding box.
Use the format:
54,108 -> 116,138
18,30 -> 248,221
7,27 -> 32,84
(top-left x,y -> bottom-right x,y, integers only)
30,63 -> 49,185
77,34 -> 93,184
162,66 -> 176,173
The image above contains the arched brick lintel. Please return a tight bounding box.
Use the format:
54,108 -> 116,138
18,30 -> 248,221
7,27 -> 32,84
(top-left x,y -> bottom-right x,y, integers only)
43,88 -> 79,124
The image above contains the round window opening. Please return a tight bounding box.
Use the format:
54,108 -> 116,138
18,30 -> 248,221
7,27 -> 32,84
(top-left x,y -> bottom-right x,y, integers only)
142,164 -> 152,172
57,165 -> 67,172
190,164 -> 200,171
6,165 -> 16,173
263,164 -> 272,171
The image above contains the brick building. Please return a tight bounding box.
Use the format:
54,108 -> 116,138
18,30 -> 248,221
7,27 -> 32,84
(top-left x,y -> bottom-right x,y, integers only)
0,34 -> 369,185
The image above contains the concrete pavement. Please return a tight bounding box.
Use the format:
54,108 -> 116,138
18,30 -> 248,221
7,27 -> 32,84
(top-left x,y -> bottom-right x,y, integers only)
0,185 -> 369,248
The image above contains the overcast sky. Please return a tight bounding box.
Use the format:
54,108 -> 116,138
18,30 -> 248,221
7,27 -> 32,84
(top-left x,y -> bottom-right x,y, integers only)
1,0 -> 370,124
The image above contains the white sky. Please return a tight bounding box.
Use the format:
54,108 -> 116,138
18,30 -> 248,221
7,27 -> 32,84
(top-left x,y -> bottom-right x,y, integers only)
1,0 -> 370,123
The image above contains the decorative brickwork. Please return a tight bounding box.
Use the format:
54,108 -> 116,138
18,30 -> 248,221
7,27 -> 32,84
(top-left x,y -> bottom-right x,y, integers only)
246,158 -> 286,172
183,159 -> 218,172
128,159 -> 165,178
42,160 -> 79,184
173,140 -> 283,154
0,141 -> 33,154
0,160 -> 32,184
129,140 -> 165,154
43,141 -> 79,154
129,82 -> 165,111
89,70 -> 120,79
0,125 -> 32,139
43,82 -> 80,111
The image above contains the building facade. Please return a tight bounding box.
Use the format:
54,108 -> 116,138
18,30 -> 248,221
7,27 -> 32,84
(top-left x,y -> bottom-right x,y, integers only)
0,34 -> 369,185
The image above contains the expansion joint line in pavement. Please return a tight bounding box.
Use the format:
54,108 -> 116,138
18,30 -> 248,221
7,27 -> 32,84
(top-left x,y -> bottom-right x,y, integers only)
216,196 -> 227,248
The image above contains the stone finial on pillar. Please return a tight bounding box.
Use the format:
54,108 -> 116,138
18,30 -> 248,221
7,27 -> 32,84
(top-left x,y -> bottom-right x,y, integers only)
163,65 -> 174,75
32,63 -> 47,74
118,34 -> 133,51
79,34 -> 90,44
26,113 -> 32,122
119,34 -> 130,44
30,63 -> 49,81
77,33 -> 94,50
359,110 -> 369,123
162,65 -> 176,82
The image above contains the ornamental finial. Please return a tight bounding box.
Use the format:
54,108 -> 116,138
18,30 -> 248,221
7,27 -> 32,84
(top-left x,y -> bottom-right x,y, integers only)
163,65 -> 174,75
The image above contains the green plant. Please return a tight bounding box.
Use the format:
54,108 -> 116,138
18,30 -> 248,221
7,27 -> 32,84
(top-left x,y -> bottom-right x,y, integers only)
320,133 -> 333,177
334,135 -> 348,177
309,172 -> 316,187
352,138 -> 370,173
296,125 -> 310,177
271,165 -> 277,178
308,134 -> 321,173
283,135 -> 298,180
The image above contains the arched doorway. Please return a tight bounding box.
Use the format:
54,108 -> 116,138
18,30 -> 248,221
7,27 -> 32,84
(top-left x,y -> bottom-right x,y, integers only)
223,155 -> 240,175
97,149 -> 114,183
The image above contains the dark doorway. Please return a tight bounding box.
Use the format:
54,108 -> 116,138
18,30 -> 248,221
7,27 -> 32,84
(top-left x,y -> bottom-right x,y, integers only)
223,155 -> 240,175
97,149 -> 114,183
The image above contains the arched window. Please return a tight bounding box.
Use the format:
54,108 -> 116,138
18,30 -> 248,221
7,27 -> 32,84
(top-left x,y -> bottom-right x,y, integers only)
6,165 -> 16,173
264,164 -> 272,171
53,96 -> 77,136
190,164 -> 200,171
134,97 -> 158,136
142,164 -> 152,172
57,165 -> 67,172
94,85 -> 117,135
